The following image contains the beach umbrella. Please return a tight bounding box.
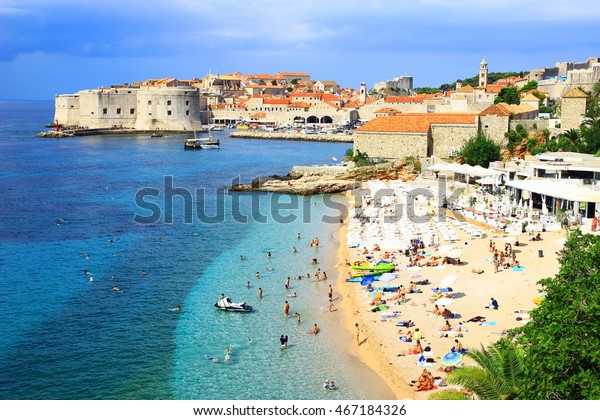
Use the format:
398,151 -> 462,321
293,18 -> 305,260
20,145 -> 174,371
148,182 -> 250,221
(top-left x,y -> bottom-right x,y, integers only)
435,297 -> 454,306
435,245 -> 455,257
379,272 -> 396,282
503,237 -> 517,244
440,275 -> 457,288
446,248 -> 463,259
441,351 -> 463,367
360,277 -> 374,286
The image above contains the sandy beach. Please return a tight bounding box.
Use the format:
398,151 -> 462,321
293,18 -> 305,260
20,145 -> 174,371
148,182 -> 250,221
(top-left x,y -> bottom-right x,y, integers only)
332,179 -> 586,399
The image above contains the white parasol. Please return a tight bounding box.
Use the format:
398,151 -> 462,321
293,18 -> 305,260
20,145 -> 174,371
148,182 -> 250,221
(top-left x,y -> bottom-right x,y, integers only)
435,297 -> 454,306
440,275 -> 457,289
446,248 -> 463,259
379,272 -> 397,282
503,237 -> 517,244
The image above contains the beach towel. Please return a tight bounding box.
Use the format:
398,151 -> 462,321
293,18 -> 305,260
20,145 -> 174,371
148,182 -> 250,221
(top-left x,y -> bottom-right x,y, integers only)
399,336 -> 413,342
415,361 -> 433,368
431,287 -> 453,293
513,266 -> 524,272
467,316 -> 486,323
478,321 -> 497,326
416,386 -> 438,392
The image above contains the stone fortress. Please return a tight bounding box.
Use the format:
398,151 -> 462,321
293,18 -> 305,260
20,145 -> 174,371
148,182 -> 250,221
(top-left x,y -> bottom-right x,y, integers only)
54,57 -> 598,155
354,57 -> 599,160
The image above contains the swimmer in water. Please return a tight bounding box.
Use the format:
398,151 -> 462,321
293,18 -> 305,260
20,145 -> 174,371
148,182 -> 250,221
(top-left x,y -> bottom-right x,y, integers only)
112,286 -> 120,291
169,306 -> 182,311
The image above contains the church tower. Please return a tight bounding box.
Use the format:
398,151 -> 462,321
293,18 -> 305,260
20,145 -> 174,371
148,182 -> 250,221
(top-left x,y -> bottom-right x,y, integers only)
479,58 -> 488,87
359,82 -> 367,105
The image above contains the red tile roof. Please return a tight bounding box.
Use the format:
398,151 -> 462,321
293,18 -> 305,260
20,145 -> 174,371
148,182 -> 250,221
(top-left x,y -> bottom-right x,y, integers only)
384,96 -> 424,103
263,98 -> 290,105
288,101 -> 311,108
357,113 -> 477,133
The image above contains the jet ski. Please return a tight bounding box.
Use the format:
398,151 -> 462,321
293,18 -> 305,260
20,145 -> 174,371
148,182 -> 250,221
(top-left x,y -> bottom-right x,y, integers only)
214,297 -> 252,312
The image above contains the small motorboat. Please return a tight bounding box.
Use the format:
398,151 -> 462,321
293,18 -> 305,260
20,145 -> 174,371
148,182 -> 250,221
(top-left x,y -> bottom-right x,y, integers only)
214,297 -> 252,312
150,133 -> 164,138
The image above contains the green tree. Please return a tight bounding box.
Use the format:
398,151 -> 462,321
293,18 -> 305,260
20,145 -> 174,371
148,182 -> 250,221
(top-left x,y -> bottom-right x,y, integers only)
414,87 -> 440,94
518,80 -> 538,94
430,340 -> 525,400
514,231 -> 600,399
494,86 -> 520,105
580,117 -> 600,154
584,81 -> 600,118
458,132 -> 501,167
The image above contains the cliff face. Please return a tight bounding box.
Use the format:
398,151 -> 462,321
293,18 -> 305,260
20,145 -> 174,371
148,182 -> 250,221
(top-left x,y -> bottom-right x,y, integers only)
229,161 -> 418,195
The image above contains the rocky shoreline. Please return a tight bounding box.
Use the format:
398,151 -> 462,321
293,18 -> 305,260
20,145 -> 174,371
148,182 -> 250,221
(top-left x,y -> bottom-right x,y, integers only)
229,161 -> 418,195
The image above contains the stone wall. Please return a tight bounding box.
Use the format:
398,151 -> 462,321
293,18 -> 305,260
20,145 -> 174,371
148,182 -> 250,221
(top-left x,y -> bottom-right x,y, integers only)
480,115 -> 510,144
431,124 -> 478,158
134,87 -> 205,130
508,119 -> 549,133
55,95 -> 81,126
77,89 -> 138,129
561,96 -> 588,131
354,131 -> 429,160
54,86 -> 212,131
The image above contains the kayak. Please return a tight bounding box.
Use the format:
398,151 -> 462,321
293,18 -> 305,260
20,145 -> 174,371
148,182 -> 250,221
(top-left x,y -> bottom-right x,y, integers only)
351,262 -> 395,272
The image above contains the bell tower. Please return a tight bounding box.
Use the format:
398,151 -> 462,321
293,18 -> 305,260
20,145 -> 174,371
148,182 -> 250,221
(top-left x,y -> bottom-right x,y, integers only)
479,58 -> 488,87
360,82 -> 367,105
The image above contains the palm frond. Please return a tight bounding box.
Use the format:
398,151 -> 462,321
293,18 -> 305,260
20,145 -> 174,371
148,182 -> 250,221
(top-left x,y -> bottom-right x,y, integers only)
428,390 -> 471,400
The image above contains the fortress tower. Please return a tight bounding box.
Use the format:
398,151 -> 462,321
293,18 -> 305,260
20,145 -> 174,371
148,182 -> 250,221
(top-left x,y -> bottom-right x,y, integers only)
360,82 -> 367,105
479,58 -> 488,87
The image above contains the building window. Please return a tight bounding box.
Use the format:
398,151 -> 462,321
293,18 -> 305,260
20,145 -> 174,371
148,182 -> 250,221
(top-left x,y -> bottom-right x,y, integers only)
186,110 -> 190,116
103,108 -> 108,114
167,100 -> 172,106
186,101 -> 190,106
167,110 -> 172,116
130,108 -> 135,114
148,100 -> 152,105
117,108 -> 121,114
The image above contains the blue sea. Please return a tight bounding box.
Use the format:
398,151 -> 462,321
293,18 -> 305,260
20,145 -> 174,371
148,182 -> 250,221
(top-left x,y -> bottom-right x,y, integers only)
0,101 -> 392,400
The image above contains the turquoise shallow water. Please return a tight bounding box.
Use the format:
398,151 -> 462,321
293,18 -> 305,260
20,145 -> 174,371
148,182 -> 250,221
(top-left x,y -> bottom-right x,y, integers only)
0,101 -> 388,400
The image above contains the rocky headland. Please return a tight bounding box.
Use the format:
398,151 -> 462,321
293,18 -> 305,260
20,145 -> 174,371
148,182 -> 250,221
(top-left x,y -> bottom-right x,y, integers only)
229,160 -> 418,195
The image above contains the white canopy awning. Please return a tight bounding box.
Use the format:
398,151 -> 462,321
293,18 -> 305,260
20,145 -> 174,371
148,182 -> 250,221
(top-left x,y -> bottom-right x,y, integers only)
428,163 -> 501,177
506,180 -> 600,203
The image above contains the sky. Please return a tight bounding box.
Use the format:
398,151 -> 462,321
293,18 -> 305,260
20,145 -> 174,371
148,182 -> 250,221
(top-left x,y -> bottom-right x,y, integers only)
1,0 -> 599,100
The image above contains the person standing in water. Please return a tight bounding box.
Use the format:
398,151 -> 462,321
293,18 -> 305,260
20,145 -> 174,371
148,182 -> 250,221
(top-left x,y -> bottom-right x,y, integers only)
284,301 -> 290,317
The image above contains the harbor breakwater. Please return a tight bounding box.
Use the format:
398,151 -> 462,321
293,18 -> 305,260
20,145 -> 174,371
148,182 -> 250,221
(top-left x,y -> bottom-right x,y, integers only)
230,131 -> 354,143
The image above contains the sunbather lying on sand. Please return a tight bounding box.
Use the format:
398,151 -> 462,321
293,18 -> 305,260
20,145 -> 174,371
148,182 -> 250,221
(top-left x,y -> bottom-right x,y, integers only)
398,339 -> 423,356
